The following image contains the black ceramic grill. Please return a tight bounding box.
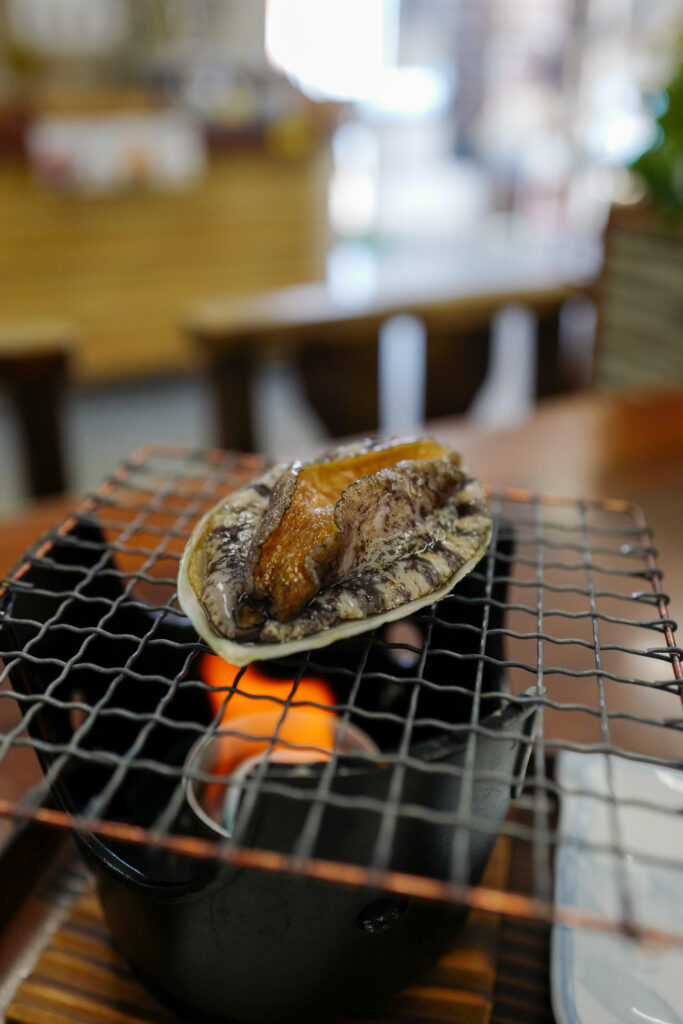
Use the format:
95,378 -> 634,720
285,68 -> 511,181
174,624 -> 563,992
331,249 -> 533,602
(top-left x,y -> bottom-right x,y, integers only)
1,445 -> 681,1022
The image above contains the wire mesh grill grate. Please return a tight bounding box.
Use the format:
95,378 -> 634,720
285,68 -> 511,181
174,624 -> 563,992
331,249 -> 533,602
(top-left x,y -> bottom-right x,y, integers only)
1,445 -> 681,946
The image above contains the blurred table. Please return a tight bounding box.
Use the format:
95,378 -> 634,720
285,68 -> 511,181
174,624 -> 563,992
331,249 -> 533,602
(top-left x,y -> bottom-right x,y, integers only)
189,225 -> 599,449
430,385 -> 683,663
190,276 -> 590,450
430,385 -> 683,503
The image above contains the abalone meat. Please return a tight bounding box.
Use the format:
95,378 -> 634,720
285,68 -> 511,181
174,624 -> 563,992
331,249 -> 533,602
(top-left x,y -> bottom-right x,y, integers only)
178,438 -> 491,664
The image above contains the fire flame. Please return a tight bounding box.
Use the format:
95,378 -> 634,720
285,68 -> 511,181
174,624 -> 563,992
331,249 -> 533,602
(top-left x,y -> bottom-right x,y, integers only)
200,654 -> 336,774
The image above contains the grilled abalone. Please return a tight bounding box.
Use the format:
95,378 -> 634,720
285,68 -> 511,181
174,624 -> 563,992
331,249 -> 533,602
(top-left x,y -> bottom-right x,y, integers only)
178,438 -> 491,664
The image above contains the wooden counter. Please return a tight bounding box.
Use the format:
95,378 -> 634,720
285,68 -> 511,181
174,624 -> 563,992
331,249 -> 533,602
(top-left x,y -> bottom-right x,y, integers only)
0,152 -> 329,383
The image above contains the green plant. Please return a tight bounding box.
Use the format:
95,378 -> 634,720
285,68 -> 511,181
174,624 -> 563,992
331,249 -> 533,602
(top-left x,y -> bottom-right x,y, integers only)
631,62 -> 683,223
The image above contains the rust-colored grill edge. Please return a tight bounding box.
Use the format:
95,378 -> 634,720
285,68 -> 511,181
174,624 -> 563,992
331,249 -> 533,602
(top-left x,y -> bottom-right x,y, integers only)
1,797 -> 681,948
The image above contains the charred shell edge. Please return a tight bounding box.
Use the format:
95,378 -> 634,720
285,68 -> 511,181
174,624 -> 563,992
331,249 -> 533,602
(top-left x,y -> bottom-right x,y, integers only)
177,508 -> 492,666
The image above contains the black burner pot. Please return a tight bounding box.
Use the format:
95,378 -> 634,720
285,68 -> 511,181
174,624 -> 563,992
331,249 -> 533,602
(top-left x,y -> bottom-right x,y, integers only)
3,519 -> 538,1023
90,690 -> 536,1023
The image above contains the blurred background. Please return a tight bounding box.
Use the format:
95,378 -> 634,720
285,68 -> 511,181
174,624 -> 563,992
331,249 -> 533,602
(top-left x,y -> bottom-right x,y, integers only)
1,0 -> 682,514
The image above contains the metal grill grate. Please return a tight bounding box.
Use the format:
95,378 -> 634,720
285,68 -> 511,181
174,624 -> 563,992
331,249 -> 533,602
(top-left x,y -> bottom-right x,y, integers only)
1,444 -> 681,949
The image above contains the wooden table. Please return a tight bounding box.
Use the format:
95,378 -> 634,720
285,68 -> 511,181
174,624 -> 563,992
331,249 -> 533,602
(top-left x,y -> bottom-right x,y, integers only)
430,385 -> 683,654
186,209 -> 598,449
188,276 -> 594,451
1,386 -> 682,1022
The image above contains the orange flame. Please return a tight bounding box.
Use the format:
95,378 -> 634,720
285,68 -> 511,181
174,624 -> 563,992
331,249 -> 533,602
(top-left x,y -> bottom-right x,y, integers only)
201,655 -> 336,774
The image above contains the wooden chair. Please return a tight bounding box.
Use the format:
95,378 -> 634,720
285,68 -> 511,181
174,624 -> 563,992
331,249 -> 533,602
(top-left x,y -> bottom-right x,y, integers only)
593,203 -> 683,391
187,280 -> 584,451
0,321 -> 75,498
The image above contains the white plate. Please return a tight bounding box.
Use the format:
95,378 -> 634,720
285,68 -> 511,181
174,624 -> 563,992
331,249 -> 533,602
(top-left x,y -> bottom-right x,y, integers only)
551,752 -> 683,1024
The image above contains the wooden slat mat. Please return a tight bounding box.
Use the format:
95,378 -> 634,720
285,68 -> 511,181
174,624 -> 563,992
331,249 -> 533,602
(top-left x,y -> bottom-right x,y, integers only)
490,824 -> 554,1024
8,839 -> 511,1024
